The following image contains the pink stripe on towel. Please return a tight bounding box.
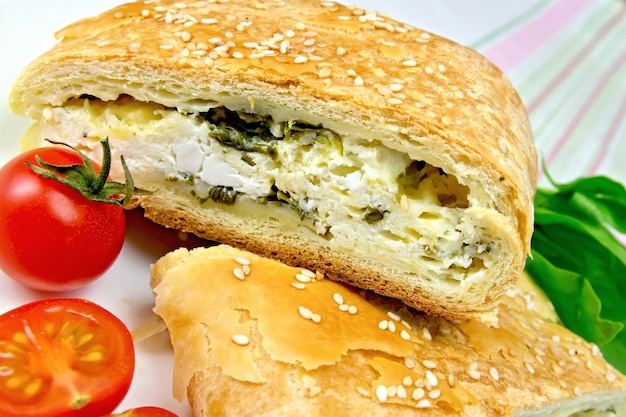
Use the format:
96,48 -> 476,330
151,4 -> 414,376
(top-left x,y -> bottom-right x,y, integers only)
482,0 -> 591,73
540,49 -> 626,180
527,5 -> 626,114
588,96 -> 626,176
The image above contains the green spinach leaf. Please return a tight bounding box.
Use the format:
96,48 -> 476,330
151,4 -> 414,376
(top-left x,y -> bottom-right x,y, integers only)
527,175 -> 626,373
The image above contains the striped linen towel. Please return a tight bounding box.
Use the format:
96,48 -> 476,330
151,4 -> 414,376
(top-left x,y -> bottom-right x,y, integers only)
469,0 -> 626,188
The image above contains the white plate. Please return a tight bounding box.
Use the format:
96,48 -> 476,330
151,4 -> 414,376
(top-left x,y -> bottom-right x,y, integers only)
0,1 -> 538,414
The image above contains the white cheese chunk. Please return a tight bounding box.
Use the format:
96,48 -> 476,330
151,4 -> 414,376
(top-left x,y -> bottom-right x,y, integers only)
173,141 -> 204,173
199,154 -> 244,188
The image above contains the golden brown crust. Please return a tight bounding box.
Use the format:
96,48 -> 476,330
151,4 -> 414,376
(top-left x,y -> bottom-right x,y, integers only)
10,0 -> 537,319
151,245 -> 626,417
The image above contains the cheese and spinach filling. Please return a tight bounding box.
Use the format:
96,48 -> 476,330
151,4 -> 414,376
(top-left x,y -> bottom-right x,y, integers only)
168,106 -> 469,227
37,97 -> 493,281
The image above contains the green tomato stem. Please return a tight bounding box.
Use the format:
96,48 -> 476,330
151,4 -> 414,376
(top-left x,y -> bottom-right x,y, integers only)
25,137 -> 151,207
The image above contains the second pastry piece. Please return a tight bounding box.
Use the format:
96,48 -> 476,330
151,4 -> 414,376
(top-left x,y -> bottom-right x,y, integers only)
151,245 -> 626,417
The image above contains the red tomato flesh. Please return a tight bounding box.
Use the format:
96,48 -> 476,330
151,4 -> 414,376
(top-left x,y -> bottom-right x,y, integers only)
0,147 -> 126,291
0,298 -> 135,417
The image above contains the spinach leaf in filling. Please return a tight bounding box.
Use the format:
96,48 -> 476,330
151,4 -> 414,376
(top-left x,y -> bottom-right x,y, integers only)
199,107 -> 342,158
191,186 -> 239,206
202,107 -> 279,156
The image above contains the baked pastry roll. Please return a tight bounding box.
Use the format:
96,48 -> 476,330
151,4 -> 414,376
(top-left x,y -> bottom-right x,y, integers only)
9,0 -> 537,319
151,245 -> 626,417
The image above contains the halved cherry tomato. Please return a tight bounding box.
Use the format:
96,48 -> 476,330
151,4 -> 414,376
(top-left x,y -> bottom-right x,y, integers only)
0,146 -> 126,291
102,406 -> 178,417
0,298 -> 135,417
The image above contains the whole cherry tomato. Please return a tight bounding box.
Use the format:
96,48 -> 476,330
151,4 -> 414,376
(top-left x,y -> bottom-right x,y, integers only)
0,139 -> 145,291
0,298 -> 135,417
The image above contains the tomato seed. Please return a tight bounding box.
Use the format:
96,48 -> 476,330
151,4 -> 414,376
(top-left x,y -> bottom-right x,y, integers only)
24,378 -> 43,397
0,365 -> 13,376
81,350 -> 104,362
76,333 -> 94,348
6,374 -> 28,389
12,333 -> 29,345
